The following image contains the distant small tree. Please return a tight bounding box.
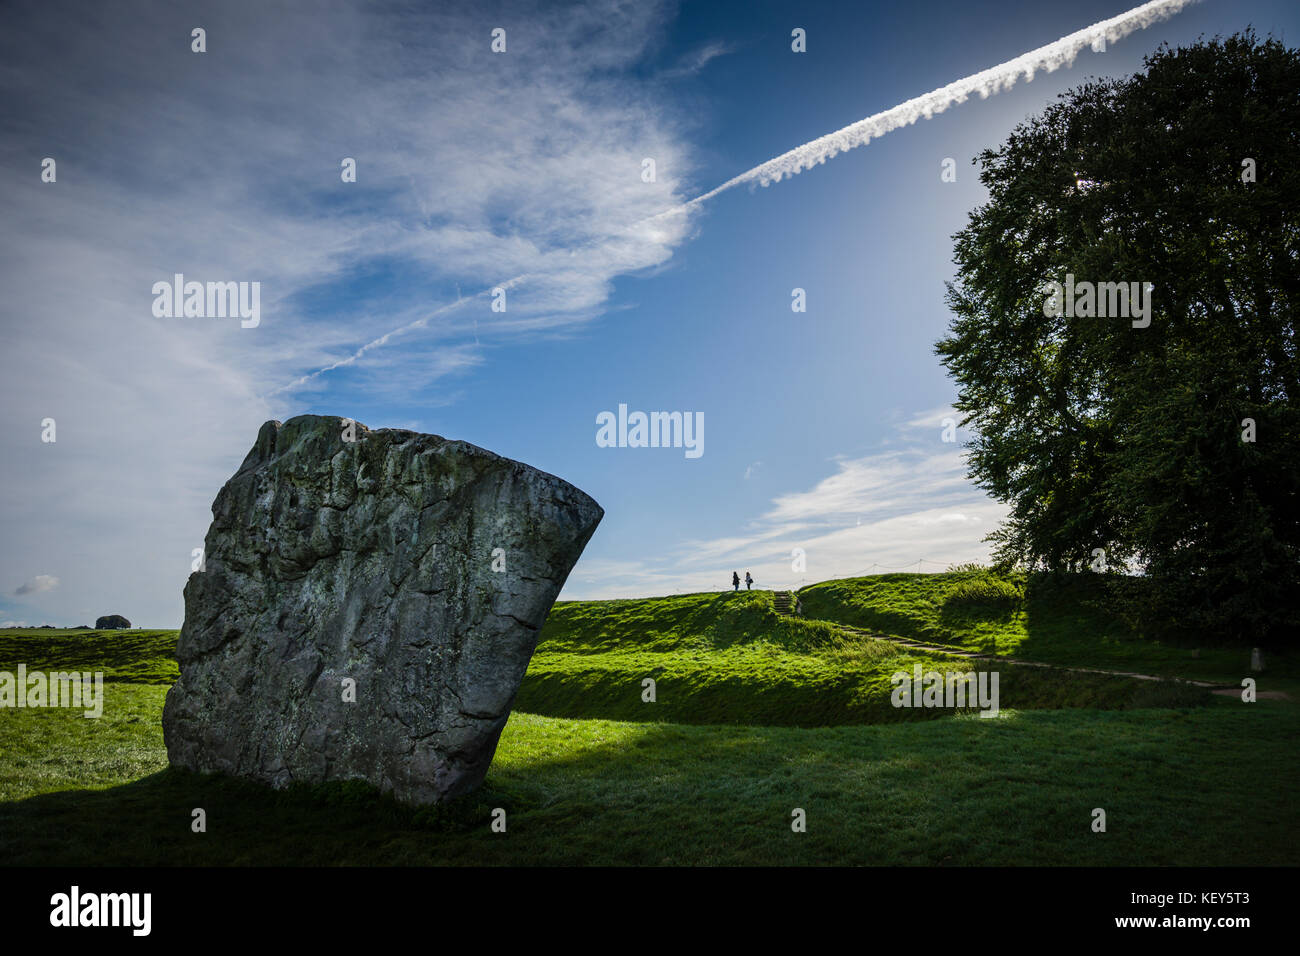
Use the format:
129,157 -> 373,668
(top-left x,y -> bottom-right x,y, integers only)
937,31 -> 1300,642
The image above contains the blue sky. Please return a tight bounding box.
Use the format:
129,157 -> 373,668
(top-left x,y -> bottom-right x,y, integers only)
3,0 -> 1297,626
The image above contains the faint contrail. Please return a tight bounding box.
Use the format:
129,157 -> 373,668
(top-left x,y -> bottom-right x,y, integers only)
655,0 -> 1198,216
267,295 -> 468,395
267,275 -> 530,395
278,1 -> 1196,394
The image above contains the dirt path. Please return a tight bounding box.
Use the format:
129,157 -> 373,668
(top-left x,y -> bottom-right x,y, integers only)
770,591 -> 1287,697
831,623 -> 1240,690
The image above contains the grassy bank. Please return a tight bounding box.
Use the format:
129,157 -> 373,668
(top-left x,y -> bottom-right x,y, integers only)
521,590 -> 1207,725
799,571 -> 1300,687
0,573 -> 1292,866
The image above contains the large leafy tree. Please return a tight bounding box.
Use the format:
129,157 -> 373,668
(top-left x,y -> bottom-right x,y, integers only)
937,31 -> 1299,642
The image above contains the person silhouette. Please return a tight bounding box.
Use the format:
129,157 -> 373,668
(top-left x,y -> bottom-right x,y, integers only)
745,571 -> 753,590
732,571 -> 740,591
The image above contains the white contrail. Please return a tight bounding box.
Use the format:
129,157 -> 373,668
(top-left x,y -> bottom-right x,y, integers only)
278,1 -> 1196,394
657,0 -> 1198,215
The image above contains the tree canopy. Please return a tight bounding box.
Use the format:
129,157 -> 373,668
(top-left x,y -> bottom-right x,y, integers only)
937,31 -> 1299,642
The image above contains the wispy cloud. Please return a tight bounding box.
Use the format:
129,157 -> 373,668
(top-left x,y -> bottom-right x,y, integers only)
760,451 -> 971,527
661,40 -> 735,79
903,404 -> 959,430
0,0 -> 699,626
563,441 -> 1006,599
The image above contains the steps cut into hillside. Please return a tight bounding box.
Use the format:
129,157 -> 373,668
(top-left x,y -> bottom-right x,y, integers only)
773,591 -> 797,616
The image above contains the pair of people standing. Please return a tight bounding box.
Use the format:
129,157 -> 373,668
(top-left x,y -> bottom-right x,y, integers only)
731,571 -> 753,591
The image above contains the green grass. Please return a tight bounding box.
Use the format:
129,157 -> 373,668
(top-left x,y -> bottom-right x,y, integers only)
518,589 -> 1207,725
0,573 -> 1294,866
0,683 -> 167,802
0,684 -> 1293,865
535,589 -> 841,654
799,571 -> 1300,688
0,629 -> 178,685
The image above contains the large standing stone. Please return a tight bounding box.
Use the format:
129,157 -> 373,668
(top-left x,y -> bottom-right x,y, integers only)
162,415 -> 602,804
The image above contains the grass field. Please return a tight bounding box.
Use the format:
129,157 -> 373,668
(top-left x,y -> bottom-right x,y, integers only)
800,571 -> 1300,688
1,572 -> 1296,866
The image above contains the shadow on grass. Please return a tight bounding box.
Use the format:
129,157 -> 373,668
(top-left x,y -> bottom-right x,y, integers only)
0,716 -> 1026,866
5,701 -> 1296,867
1017,574 -> 1300,682
0,765 -> 532,866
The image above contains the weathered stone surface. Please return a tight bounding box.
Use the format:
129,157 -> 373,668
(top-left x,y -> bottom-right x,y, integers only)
162,415 -> 602,804
95,615 -> 130,629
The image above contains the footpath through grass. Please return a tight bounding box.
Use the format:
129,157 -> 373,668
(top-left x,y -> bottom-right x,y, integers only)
799,571 -> 1300,690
